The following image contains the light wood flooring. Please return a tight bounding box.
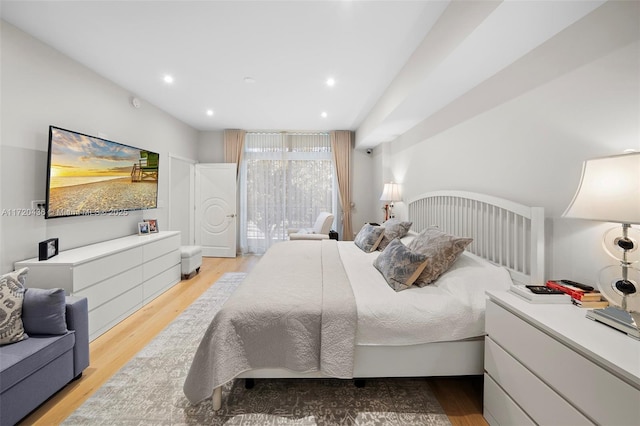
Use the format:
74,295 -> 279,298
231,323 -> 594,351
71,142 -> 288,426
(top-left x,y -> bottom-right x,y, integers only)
19,255 -> 487,426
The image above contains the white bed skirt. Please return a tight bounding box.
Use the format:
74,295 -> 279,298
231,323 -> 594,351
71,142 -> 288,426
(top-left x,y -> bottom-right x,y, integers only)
237,338 -> 485,379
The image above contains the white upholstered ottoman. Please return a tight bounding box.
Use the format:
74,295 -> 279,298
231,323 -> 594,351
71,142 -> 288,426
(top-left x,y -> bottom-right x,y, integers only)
180,245 -> 202,279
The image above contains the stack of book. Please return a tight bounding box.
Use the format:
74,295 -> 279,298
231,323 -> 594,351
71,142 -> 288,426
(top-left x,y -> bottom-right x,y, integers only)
546,280 -> 609,308
509,284 -> 571,304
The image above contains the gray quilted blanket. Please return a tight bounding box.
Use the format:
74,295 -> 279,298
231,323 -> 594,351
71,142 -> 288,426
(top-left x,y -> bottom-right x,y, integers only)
183,239 -> 357,404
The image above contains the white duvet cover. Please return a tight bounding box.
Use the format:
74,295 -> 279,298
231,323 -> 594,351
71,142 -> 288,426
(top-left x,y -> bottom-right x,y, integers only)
338,240 -> 513,346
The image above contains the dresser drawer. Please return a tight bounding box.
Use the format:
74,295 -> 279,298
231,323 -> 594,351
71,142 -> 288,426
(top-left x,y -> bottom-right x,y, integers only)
88,285 -> 143,340
75,266 -> 143,312
143,249 -> 180,281
73,247 -> 143,291
143,263 -> 181,304
486,300 -> 640,425
485,337 -> 591,425
143,234 -> 180,262
483,373 -> 534,426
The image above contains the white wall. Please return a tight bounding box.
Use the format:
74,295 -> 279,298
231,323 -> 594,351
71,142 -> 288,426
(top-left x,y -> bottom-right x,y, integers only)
347,147 -> 376,237
369,5 -> 639,285
198,130 -> 225,163
0,21 -> 200,273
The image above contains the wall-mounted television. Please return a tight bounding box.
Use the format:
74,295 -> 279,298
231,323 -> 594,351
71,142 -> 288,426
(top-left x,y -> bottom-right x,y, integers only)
45,126 -> 159,219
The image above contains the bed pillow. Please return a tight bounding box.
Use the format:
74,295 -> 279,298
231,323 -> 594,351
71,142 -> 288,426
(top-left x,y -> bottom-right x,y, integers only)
22,288 -> 68,335
377,218 -> 413,251
373,238 -> 428,291
407,227 -> 473,286
354,223 -> 385,253
0,268 -> 29,345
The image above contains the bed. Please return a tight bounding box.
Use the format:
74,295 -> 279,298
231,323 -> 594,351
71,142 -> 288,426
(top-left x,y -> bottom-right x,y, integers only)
184,190 -> 545,410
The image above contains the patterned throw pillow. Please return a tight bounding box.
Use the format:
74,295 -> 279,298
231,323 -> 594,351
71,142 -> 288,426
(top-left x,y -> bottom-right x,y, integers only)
377,218 -> 413,251
354,223 -> 385,253
0,268 -> 29,345
373,238 -> 428,291
407,227 -> 472,286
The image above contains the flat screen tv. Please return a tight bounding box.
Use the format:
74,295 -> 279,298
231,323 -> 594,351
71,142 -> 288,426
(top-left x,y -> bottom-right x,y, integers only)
45,126 -> 159,219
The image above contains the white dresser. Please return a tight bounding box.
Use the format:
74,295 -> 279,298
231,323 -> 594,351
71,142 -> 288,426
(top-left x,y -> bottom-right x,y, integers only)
484,290 -> 640,426
16,231 -> 181,341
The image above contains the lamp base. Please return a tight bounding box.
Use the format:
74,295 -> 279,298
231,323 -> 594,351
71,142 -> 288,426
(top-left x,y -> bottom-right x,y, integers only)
586,307 -> 640,340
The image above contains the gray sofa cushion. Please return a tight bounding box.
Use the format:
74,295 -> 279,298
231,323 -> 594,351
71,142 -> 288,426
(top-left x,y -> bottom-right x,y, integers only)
22,288 -> 68,335
0,332 -> 75,393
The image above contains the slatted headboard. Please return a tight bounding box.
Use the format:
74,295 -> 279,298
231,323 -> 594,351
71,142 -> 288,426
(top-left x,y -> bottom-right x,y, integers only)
408,190 -> 545,285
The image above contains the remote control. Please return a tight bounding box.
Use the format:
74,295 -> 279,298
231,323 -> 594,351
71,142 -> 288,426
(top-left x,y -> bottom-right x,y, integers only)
561,279 -> 594,292
526,285 -> 565,295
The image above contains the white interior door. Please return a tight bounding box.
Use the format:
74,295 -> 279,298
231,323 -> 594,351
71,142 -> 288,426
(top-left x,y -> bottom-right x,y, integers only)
195,163 -> 237,257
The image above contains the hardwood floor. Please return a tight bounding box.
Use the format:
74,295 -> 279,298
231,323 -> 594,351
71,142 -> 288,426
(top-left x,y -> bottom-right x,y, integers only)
19,255 -> 487,426
428,376 -> 488,426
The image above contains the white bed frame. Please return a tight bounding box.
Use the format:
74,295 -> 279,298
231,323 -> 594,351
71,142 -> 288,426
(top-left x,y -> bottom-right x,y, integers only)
212,190 -> 545,409
408,190 -> 545,285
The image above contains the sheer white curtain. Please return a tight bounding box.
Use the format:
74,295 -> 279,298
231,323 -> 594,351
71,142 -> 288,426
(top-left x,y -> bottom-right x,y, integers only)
239,132 -> 335,254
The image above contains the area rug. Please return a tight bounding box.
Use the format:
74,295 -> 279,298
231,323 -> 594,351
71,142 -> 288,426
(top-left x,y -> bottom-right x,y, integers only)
64,272 -> 451,425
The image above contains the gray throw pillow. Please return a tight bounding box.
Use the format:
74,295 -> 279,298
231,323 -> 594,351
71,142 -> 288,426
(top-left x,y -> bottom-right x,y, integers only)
377,218 -> 413,251
354,224 -> 385,253
0,268 -> 29,345
373,238 -> 428,291
22,288 -> 68,335
407,227 -> 473,286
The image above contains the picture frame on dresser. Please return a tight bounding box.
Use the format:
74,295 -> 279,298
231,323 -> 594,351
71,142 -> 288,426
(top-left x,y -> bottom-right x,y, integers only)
138,221 -> 150,235
38,238 -> 58,260
145,219 -> 158,233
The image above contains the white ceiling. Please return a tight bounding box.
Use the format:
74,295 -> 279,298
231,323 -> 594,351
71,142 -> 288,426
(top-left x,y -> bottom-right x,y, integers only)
0,0 -> 447,132
0,0 -> 608,148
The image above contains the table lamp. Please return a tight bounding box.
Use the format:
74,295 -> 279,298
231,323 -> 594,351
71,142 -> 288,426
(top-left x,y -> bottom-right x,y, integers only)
563,152 -> 640,338
380,182 -> 401,221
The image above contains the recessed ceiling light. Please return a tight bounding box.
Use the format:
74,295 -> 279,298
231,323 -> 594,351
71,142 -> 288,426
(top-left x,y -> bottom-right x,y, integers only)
244,77 -> 256,84
326,77 -> 335,87
206,109 -> 214,116
163,74 -> 174,84
321,112 -> 328,118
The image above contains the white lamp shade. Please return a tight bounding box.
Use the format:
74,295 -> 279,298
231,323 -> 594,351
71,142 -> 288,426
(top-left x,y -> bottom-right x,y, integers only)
380,182 -> 401,202
563,152 -> 640,224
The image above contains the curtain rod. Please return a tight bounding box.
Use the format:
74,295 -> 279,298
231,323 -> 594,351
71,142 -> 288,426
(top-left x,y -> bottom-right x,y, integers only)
246,131 -> 330,136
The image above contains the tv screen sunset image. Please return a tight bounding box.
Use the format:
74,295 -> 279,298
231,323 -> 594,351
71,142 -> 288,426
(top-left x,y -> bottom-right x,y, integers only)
46,127 -> 158,218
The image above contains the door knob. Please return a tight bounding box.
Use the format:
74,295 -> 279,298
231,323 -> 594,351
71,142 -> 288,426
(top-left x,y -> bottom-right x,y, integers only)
226,214 -> 236,218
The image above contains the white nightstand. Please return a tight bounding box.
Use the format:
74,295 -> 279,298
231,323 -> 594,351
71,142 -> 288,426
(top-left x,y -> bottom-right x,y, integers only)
484,290 -> 640,426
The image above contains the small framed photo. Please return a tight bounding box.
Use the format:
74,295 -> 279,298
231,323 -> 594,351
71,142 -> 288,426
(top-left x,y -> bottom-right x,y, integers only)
144,219 -> 158,233
39,238 -> 59,261
138,222 -> 150,235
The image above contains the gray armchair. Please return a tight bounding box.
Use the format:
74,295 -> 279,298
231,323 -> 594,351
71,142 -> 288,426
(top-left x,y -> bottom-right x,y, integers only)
287,212 -> 334,240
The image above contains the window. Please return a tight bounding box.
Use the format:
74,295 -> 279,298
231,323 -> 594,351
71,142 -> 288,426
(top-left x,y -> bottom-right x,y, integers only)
239,132 -> 336,254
